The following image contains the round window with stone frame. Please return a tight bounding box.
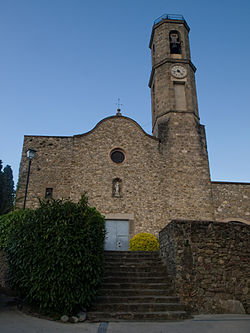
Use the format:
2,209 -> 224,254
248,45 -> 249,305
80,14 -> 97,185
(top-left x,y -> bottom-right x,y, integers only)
110,149 -> 125,164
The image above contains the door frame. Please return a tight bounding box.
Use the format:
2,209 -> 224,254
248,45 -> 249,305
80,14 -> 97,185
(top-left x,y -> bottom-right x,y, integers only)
103,213 -> 134,245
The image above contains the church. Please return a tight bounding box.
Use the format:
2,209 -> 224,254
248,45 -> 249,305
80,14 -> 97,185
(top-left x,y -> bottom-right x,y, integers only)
16,14 -> 250,251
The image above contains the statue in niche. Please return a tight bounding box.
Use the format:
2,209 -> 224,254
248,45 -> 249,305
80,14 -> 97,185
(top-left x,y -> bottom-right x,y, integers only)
113,178 -> 121,197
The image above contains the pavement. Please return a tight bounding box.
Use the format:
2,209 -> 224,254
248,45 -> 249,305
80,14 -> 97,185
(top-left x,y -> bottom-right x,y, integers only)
1,294 -> 250,333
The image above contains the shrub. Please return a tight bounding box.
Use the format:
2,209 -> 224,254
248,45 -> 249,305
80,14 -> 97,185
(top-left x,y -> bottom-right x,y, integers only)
129,232 -> 159,251
0,210 -> 29,250
6,195 -> 105,315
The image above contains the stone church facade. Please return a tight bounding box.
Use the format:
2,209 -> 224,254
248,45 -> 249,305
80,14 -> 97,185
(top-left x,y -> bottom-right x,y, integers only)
16,15 -> 250,249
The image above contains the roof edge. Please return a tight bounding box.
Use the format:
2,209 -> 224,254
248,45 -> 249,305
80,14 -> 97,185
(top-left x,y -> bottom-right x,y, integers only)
24,135 -> 71,139
23,116 -> 158,141
74,115 -> 158,141
211,181 -> 250,186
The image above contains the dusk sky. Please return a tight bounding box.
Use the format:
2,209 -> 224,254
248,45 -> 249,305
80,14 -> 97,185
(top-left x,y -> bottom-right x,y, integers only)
0,0 -> 250,185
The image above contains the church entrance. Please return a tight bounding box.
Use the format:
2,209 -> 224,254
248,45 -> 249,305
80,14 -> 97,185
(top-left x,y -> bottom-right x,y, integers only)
104,220 -> 129,251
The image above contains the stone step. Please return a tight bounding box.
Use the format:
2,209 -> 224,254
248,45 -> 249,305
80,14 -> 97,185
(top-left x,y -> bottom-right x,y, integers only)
104,266 -> 168,273
88,251 -> 188,321
104,251 -> 160,257
103,271 -> 168,278
87,311 -> 189,321
90,302 -> 185,312
104,256 -> 161,261
101,282 -> 172,290
103,276 -> 168,283
104,261 -> 163,267
98,288 -> 175,296
95,295 -> 180,303
104,253 -> 161,261
105,254 -> 161,259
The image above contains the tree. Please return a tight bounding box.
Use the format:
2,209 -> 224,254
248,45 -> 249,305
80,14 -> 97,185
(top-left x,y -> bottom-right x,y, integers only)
6,196 -> 105,315
2,165 -> 15,214
0,160 -> 3,214
0,161 -> 15,215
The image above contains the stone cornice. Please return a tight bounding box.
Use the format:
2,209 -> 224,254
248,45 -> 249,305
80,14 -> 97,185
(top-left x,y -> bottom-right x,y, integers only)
149,58 -> 196,87
152,110 -> 200,132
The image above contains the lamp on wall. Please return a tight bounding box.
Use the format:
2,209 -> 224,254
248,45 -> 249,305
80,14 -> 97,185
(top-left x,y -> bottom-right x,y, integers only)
23,148 -> 36,209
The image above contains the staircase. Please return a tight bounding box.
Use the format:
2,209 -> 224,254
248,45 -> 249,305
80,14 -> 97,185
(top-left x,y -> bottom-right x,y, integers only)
87,251 -> 189,321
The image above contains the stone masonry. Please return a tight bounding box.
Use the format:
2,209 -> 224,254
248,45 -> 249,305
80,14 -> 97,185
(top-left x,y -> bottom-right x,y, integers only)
212,182 -> 250,224
16,117 -> 166,236
159,220 -> 250,314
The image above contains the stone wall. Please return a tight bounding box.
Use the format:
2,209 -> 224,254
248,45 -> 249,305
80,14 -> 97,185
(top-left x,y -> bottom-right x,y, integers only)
70,116 -> 166,236
15,113 -> 250,238
16,114 -> 218,237
16,116 -> 170,236
159,220 -> 250,314
160,113 -> 214,223
16,136 -> 74,209
212,182 -> 250,224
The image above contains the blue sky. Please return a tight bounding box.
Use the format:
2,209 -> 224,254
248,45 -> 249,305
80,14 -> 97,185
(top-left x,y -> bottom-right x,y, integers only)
0,0 -> 250,185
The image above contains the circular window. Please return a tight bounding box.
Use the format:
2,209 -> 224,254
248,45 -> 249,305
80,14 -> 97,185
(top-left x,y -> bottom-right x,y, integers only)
110,149 -> 125,164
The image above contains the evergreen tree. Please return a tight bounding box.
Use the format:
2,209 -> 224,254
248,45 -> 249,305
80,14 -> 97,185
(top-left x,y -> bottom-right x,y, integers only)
0,160 -> 3,214
2,165 -> 15,214
0,161 -> 15,215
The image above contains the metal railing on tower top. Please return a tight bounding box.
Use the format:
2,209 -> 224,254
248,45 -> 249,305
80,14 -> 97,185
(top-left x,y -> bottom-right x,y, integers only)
154,14 -> 185,26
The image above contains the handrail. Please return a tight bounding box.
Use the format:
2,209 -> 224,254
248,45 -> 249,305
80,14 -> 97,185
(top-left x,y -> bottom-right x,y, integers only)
154,14 -> 185,26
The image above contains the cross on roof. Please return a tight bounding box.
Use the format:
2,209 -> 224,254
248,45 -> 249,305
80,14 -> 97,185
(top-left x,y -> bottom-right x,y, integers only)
116,98 -> 122,116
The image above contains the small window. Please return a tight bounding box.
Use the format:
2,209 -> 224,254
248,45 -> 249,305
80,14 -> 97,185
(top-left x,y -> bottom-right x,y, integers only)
110,149 -> 125,164
45,188 -> 53,199
169,30 -> 181,54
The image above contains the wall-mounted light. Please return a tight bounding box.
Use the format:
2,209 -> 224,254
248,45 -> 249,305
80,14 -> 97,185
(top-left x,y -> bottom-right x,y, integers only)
23,148 -> 36,209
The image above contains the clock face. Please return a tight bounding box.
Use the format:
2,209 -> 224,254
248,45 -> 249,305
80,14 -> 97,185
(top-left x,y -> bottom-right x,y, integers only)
171,65 -> 187,78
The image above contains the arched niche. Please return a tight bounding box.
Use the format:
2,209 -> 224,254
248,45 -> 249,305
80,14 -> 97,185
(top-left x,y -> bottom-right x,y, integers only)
112,178 -> 122,197
169,30 -> 182,54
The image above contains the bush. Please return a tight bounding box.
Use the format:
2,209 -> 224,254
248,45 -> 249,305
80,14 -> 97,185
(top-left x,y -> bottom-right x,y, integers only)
0,210 -> 29,250
129,233 -> 159,251
6,195 -> 105,315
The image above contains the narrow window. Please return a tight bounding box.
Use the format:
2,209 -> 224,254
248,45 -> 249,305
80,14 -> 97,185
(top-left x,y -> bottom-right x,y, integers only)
170,31 -> 181,54
174,82 -> 187,110
45,188 -> 53,199
152,84 -> 156,116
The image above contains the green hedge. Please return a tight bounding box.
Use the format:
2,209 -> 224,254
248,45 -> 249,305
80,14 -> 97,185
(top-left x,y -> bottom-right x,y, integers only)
0,210 -> 29,250
6,196 -> 105,315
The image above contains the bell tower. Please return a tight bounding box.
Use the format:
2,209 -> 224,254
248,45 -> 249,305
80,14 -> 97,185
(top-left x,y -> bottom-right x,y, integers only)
149,14 -> 199,137
149,14 -> 215,222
